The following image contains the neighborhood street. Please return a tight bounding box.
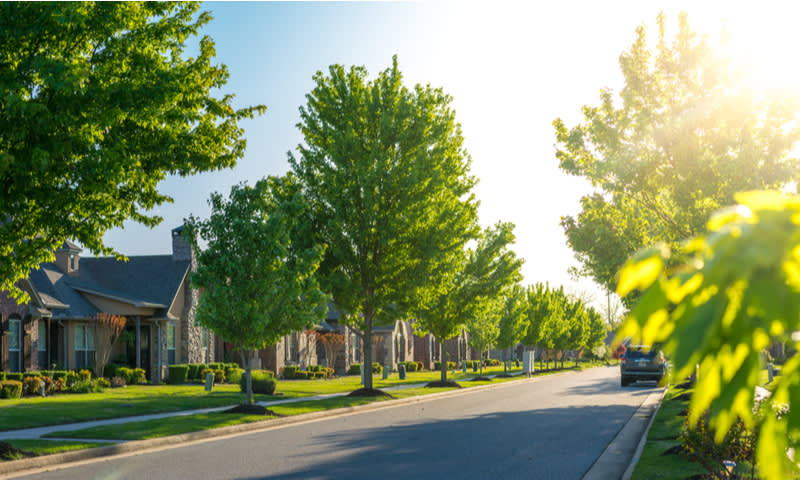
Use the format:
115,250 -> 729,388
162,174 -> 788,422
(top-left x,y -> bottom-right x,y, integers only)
14,366 -> 660,480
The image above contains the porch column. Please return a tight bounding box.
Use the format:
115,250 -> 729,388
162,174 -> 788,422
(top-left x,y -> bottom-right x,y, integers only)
135,316 -> 141,369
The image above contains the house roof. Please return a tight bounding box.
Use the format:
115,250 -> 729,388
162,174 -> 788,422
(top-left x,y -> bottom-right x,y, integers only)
27,255 -> 190,319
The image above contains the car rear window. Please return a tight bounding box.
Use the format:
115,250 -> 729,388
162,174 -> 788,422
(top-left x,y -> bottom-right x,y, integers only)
626,349 -> 657,359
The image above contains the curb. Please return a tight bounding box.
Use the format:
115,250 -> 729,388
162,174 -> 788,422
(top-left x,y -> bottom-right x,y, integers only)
622,387 -> 667,480
1,369 -> 576,478
582,386 -> 667,480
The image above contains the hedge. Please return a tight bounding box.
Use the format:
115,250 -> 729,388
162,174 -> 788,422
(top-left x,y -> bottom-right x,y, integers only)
168,364 -> 189,384
484,358 -> 501,366
226,367 -> 244,385
403,361 -> 422,372
433,361 -> 456,370
5,372 -> 23,382
0,380 -> 22,399
240,370 -> 276,395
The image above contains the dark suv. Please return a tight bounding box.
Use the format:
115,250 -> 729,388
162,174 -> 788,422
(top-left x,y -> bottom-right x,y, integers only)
620,345 -> 666,386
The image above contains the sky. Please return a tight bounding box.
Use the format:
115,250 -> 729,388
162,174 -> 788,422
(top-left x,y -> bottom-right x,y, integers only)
101,1 -> 800,312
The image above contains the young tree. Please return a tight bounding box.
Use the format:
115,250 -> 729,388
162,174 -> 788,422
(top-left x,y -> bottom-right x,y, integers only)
290,56 -> 478,392
94,313 -> 127,379
414,222 -> 523,382
617,191 -> 800,480
553,13 -> 800,298
0,3 -> 265,300
466,298 -> 501,376
185,174 -> 328,405
315,332 -> 345,369
496,285 -> 528,373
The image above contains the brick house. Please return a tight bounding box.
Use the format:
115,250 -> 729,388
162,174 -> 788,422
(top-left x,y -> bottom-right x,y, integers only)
0,227 -> 218,382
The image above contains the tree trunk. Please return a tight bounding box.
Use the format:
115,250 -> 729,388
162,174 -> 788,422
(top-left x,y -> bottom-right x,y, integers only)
440,338 -> 448,382
242,349 -> 253,405
479,353 -> 483,376
363,315 -> 374,390
504,348 -> 508,374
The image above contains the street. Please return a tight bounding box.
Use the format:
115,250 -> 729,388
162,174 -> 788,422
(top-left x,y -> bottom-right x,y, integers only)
15,366 -> 659,480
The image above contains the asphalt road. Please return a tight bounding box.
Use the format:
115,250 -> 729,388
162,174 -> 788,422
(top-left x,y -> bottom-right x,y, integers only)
16,366 -> 659,480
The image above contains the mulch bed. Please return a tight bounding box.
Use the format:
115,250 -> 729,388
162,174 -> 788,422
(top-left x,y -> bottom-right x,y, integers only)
0,441 -> 33,461
471,376 -> 492,382
495,374 -> 514,378
425,380 -> 462,389
347,388 -> 394,398
224,404 -> 283,416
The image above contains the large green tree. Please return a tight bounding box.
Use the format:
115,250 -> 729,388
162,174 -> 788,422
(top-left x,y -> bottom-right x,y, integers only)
0,2 -> 265,300
553,12 -> 800,296
414,222 -> 523,382
184,175 -> 328,405
289,56 -> 478,391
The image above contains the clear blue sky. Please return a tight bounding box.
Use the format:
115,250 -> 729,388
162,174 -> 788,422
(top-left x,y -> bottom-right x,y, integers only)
102,1 -> 800,311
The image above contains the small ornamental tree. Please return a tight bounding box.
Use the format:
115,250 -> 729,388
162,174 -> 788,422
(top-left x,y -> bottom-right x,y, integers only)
414,222 -> 523,383
496,285 -> 528,373
185,174 -> 328,405
0,3 -> 265,301
94,313 -> 127,379
316,332 -> 345,370
466,298 -> 501,376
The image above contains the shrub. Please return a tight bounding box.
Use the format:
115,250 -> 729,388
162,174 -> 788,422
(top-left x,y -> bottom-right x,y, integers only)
195,364 -> 208,379
214,369 -> 225,384
371,363 -> 382,374
403,361 -> 418,372
131,368 -> 146,385
49,371 -> 69,381
24,371 -> 41,377
66,371 -> 79,387
117,367 -> 132,384
5,372 -> 23,382
226,367 -> 243,385
41,375 -> 55,395
240,370 -> 276,395
78,369 -> 92,382
103,363 -> 122,378
348,363 -> 362,375
0,372 -> 4,381
96,377 -> 111,388
52,378 -> 66,392
208,362 -> 224,371
295,370 -> 310,380
433,361 -> 456,370
168,364 -> 189,384
679,408 -> 756,478
0,380 -> 23,399
111,376 -> 126,388
69,380 -> 104,394
200,368 -> 214,382
23,376 -> 43,396
283,365 -> 301,379
187,364 -> 201,380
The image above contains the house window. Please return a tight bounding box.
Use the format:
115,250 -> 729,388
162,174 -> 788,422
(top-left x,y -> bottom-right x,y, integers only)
74,324 -> 95,371
351,333 -> 360,363
285,333 -> 295,363
38,320 -> 47,369
397,330 -> 404,362
9,318 -> 21,372
167,322 -> 176,365
69,254 -> 76,271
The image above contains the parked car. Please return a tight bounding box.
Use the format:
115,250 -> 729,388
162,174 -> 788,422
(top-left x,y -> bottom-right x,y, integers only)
620,345 -> 666,386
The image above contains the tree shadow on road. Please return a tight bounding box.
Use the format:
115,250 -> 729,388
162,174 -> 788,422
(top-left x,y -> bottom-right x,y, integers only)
233,403 -> 647,480
563,377 -> 660,397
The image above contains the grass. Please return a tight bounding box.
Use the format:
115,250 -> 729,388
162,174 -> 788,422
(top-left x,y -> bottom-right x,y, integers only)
1,439 -> 107,460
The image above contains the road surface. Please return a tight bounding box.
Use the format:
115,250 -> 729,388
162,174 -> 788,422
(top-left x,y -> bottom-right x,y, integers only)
15,366 -> 659,480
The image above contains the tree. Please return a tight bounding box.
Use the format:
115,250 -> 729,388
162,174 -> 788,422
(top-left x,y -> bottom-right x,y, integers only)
466,298 -> 501,376
0,2 -> 266,301
185,174 -> 328,405
290,56 -> 478,391
414,222 -> 523,382
496,285 -> 528,373
617,191 -> 800,480
553,12 -> 800,297
94,313 -> 127,378
315,332 -> 345,369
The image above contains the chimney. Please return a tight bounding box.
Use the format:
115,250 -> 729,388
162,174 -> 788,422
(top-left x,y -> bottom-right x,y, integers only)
54,241 -> 82,275
171,225 -> 194,262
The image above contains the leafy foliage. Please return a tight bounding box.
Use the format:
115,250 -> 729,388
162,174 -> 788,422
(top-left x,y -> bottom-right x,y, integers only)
185,174 -> 328,404
290,56 -> 478,390
0,2 -> 265,300
618,191 -> 800,480
554,12 -> 800,297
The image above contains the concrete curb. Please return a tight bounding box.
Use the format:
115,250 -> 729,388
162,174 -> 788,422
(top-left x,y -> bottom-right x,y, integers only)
581,386 -> 667,480
1,369 -> 575,477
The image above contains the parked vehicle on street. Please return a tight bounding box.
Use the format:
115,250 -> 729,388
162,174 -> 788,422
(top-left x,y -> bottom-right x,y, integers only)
620,345 -> 666,386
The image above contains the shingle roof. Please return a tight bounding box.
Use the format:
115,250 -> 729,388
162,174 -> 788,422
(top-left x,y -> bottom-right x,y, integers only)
27,256 -> 190,319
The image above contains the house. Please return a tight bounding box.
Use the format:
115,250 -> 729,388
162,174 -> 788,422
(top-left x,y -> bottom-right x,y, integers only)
372,319 -> 414,372
413,326 -> 474,369
0,227 -> 219,382
244,329 -> 318,375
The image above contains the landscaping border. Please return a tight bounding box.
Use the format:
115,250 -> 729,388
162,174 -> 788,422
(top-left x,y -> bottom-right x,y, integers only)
1,371 -> 576,477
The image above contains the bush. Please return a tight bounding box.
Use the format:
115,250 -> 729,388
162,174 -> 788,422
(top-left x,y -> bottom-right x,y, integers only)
66,371 -> 79,387
679,408 -> 756,478
111,376 -> 126,388
96,377 -> 111,388
208,362 -> 224,371
187,364 -> 201,380
195,364 -> 208,379
23,376 -> 43,396
0,372 -> 4,381
0,380 -> 23,399
41,375 -> 55,395
5,372 -> 23,382
240,370 -> 276,395
403,361 -> 418,372
117,367 -> 132,384
69,380 -> 104,394
213,369 -> 225,384
168,364 -> 189,384
371,363 -> 382,374
433,361 -> 456,370
348,363 -> 362,375
484,359 -> 501,367
226,367 -> 243,385
283,365 -> 301,379
103,363 -> 122,378
78,369 -> 92,382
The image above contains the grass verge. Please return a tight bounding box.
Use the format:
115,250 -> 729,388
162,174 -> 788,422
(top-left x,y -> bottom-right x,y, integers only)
1,439 -> 107,461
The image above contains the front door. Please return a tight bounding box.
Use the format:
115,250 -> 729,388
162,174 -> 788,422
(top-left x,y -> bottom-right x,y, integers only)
125,325 -> 151,380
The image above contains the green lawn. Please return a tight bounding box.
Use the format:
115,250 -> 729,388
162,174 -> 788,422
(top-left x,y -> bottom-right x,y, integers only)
1,439 -> 107,460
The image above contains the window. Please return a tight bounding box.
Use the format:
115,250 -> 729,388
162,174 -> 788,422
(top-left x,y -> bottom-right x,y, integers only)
167,322 -> 176,365
38,320 -> 47,369
69,254 -> 75,271
351,333 -> 360,363
285,333 -> 295,363
74,324 -> 95,371
9,318 -> 21,372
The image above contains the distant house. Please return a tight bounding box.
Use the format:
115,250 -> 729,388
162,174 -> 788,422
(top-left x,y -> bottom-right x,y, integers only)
0,227 -> 219,382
